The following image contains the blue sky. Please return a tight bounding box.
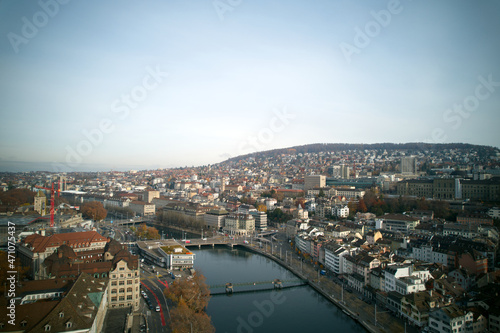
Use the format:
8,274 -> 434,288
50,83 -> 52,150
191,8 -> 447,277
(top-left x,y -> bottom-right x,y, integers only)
1,0 -> 499,172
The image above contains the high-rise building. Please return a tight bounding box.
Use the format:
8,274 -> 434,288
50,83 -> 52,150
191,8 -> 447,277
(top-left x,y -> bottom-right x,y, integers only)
250,211 -> 268,231
340,165 -> 350,179
304,175 -> 326,191
329,165 -> 341,178
401,157 -> 417,175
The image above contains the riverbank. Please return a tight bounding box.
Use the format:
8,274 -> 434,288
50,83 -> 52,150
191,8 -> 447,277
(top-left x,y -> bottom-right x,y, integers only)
239,243 -> 406,333
193,246 -> 366,333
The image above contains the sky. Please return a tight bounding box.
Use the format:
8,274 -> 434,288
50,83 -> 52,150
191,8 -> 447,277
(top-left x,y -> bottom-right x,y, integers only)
0,0 -> 499,172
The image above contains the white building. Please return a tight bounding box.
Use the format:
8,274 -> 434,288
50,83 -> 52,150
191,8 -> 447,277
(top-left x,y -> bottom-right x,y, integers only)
428,304 -> 473,333
324,244 -> 358,275
395,276 -> 426,295
384,264 -> 412,292
334,205 -> 349,218
265,198 -> 277,211
487,207 -> 500,219
223,214 -> 255,235
412,245 -> 449,266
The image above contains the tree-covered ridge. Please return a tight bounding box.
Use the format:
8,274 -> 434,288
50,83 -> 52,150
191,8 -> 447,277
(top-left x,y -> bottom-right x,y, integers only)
223,142 -> 499,163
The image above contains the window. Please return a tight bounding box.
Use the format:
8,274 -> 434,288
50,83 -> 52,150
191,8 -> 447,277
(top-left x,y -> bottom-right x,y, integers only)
59,312 -> 64,318
44,324 -> 51,331
127,280 -> 132,285
127,295 -> 133,300
111,281 -> 117,286
119,281 -> 125,285
119,288 -> 125,293
111,289 -> 117,294
66,322 -> 72,328
127,287 -> 132,292
119,296 -> 125,301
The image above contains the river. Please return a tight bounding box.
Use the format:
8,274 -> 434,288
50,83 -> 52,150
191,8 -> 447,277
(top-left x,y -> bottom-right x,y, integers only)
192,247 -> 366,333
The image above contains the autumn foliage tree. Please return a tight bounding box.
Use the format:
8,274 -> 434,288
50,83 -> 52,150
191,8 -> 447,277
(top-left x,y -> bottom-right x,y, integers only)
131,223 -> 160,240
81,201 -> 107,221
0,188 -> 35,211
169,299 -> 214,333
165,273 -> 214,333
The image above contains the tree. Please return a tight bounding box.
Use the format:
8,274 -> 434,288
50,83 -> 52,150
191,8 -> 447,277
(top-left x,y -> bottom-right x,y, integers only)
357,199 -> 368,213
169,299 -> 214,333
0,188 -> 35,210
267,208 -> 293,226
318,189 -> 325,198
257,204 -> 267,212
81,201 -> 107,221
295,198 -> 306,209
166,273 -> 210,312
347,200 -> 358,215
166,272 -> 215,333
133,223 -> 160,240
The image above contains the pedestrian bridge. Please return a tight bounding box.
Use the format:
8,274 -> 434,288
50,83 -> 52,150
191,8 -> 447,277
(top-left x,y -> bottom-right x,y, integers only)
209,279 -> 307,295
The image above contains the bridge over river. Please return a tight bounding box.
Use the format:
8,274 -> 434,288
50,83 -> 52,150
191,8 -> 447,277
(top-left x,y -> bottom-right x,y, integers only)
209,278 -> 308,295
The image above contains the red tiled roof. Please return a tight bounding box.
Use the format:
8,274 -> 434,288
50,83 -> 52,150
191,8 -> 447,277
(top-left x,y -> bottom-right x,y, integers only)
22,231 -> 107,253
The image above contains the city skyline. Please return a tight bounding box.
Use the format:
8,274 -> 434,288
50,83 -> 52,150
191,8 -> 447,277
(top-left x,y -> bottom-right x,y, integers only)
1,0 -> 499,172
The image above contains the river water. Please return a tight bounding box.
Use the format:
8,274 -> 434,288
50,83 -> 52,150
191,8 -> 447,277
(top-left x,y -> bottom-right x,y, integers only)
192,247 -> 366,333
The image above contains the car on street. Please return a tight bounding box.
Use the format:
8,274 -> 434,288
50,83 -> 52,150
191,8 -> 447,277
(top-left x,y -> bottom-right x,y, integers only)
156,306 -> 161,312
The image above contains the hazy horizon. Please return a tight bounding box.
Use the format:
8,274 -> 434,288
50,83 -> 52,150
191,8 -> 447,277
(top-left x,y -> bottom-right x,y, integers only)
1,1 -> 499,173
0,141 -> 497,173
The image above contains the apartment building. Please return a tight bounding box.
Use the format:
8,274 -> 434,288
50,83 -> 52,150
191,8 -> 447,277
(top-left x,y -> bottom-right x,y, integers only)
223,213 -> 255,235
428,304 -> 474,333
378,214 -> 420,233
129,200 -> 155,216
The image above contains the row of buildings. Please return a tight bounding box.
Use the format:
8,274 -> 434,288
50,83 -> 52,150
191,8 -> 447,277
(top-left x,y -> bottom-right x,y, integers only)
288,212 -> 499,332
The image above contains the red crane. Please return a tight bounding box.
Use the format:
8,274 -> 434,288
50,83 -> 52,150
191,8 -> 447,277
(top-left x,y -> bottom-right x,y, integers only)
35,182 -> 60,228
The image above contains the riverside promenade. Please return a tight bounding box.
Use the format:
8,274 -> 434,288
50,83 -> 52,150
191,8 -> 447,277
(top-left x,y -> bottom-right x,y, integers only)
239,242 -> 415,333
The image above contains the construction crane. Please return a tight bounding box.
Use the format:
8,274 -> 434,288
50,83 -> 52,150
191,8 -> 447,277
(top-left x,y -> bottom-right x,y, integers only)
34,182 -> 60,228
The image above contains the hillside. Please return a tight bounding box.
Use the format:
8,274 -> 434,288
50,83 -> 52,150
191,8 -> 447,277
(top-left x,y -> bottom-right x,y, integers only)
222,142 -> 499,164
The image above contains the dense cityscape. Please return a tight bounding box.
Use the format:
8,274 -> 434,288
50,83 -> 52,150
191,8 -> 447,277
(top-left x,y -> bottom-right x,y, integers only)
2,0 -> 500,332
1,142 -> 500,332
